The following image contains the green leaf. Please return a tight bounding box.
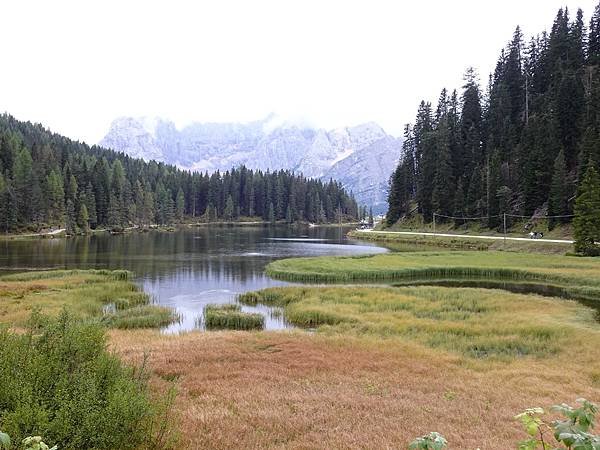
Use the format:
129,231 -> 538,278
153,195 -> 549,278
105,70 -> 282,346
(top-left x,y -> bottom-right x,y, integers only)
0,432 -> 10,449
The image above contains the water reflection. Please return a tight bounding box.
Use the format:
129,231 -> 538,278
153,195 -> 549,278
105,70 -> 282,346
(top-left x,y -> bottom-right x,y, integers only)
0,225 -> 387,332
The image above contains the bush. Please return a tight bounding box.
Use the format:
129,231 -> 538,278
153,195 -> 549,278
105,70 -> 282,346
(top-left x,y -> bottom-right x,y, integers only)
0,310 -> 169,449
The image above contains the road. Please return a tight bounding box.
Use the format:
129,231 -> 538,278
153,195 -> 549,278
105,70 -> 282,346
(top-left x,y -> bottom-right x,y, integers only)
355,229 -> 574,244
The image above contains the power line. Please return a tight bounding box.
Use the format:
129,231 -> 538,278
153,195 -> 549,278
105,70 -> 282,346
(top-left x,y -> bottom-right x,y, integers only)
433,213 -> 503,220
505,213 -> 576,219
433,212 -> 575,220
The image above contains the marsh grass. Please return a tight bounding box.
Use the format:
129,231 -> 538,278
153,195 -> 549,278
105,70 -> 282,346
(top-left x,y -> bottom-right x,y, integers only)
0,270 -> 176,329
265,252 -> 600,306
202,303 -> 264,330
243,285 -> 594,359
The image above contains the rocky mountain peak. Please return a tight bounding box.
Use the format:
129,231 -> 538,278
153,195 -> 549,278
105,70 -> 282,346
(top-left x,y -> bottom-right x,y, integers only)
99,116 -> 402,212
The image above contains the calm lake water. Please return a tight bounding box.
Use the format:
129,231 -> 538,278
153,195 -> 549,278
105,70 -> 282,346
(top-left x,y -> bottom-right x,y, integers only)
0,225 -> 388,332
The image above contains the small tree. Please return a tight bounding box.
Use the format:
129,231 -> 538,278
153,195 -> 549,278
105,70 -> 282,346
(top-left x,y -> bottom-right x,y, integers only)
574,162 -> 600,256
77,203 -> 89,234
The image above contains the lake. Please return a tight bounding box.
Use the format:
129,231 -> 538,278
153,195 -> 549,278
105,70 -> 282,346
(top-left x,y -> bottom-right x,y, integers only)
0,225 -> 388,332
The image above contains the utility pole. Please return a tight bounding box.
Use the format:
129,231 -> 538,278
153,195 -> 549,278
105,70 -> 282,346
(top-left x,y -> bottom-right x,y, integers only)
433,213 -> 436,238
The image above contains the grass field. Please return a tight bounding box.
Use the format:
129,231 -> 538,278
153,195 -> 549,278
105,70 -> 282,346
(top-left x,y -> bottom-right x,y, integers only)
266,251 -> 600,288
0,269 -> 177,328
109,325 -> 600,449
109,278 -> 600,449
238,285 -> 598,358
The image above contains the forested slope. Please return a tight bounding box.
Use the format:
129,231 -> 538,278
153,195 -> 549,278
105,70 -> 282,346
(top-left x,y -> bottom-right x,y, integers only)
388,4 -> 600,231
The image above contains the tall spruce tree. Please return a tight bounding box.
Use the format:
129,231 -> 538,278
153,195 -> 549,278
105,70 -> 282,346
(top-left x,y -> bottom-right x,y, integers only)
548,149 -> 569,229
574,162 -> 600,255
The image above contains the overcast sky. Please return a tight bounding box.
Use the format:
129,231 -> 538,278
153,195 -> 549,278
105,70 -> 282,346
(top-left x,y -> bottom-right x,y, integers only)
1,0 -> 598,143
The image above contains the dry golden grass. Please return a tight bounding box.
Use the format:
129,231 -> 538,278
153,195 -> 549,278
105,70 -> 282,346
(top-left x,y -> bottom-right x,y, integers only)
110,326 -> 600,449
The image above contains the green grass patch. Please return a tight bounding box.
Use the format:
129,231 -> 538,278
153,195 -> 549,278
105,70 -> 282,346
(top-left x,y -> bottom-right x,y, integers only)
265,251 -> 600,294
242,286 -> 594,359
202,303 -> 265,330
0,270 -> 177,329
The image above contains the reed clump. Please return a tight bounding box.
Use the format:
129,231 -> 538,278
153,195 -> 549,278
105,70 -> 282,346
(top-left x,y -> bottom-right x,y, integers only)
102,305 -> 179,329
203,303 -> 264,330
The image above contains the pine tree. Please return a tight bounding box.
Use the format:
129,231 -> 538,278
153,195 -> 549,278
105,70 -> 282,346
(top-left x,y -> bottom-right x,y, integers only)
589,1 -> 600,65
548,150 -> 569,229
461,68 -> 484,169
12,147 -> 33,225
46,170 -> 65,225
466,165 -> 484,217
107,194 -> 122,228
386,164 -> 404,226
574,162 -> 600,255
453,179 -> 466,220
78,203 -> 90,233
142,191 -> 155,226
0,173 -> 8,232
176,188 -> 185,222
65,199 -> 77,235
224,195 -> 234,221
431,115 -> 454,218
85,182 -> 98,229
415,104 -> 436,220
268,202 -> 275,224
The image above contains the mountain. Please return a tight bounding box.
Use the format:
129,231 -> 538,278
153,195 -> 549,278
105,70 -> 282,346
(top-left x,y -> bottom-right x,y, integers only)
99,116 -> 401,212
0,113 -> 359,233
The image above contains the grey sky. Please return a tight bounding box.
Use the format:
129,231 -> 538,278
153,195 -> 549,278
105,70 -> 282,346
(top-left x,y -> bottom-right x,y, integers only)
1,0 -> 597,143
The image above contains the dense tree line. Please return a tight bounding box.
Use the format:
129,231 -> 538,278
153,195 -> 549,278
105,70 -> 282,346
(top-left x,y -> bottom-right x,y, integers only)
388,3 -> 600,230
0,114 -> 358,233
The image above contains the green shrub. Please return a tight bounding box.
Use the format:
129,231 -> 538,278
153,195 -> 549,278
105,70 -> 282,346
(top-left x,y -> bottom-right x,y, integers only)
408,432 -> 447,449
0,433 -> 57,450
0,310 -> 170,449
